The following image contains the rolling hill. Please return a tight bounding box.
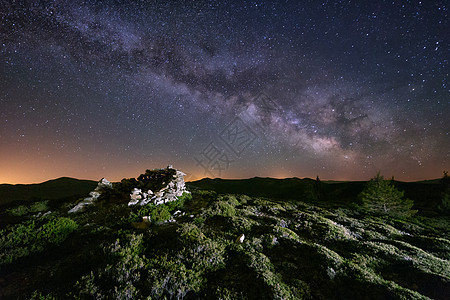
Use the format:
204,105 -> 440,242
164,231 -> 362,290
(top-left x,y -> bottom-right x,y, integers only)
0,177 -> 97,206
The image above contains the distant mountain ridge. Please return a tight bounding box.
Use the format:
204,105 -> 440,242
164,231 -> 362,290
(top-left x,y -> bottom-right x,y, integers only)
0,176 -> 443,213
0,177 -> 97,205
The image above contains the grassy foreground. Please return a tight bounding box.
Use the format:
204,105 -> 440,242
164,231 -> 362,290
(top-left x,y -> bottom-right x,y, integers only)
0,188 -> 449,299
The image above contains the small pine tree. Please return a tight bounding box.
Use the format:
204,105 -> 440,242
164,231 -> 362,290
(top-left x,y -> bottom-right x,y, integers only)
358,172 -> 415,218
439,171 -> 450,213
314,175 -> 323,201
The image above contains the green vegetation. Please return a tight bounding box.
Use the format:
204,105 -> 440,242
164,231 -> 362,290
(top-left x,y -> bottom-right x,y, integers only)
76,233 -> 148,299
38,217 -> 79,244
0,179 -> 448,299
359,173 -> 416,218
202,194 -> 240,218
6,200 -> 49,216
30,200 -> 50,213
178,223 -> 205,242
7,204 -> 30,216
128,192 -> 192,223
30,291 -> 56,300
0,217 -> 78,267
119,168 -> 177,196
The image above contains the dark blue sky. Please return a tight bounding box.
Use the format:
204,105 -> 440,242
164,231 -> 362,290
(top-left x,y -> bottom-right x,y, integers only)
0,0 -> 448,183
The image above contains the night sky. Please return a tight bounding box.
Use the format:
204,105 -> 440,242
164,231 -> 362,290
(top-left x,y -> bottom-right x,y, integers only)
0,0 -> 448,184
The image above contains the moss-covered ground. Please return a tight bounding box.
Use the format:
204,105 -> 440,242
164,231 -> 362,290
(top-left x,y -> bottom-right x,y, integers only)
0,188 -> 448,299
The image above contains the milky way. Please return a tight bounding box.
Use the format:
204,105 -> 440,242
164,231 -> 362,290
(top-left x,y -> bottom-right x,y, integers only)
0,0 -> 448,183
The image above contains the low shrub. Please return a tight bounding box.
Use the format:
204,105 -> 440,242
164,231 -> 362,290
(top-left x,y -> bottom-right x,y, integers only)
147,231 -> 226,298
30,291 -> 56,300
0,217 -> 78,266
177,223 -> 205,242
147,254 -> 204,299
194,216 -> 205,224
193,190 -> 217,197
76,233 -> 147,299
30,201 -> 49,213
231,216 -> 257,232
7,205 -> 29,216
0,220 -> 38,265
164,192 -> 192,211
217,194 -> 240,206
204,200 -> 237,218
149,205 -> 171,223
128,192 -> 191,224
38,217 -> 78,245
243,246 -> 297,299
237,194 -> 251,205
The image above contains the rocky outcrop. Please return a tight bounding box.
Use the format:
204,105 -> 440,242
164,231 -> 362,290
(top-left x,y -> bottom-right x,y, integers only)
128,165 -> 188,206
67,166 -> 188,213
68,178 -> 112,213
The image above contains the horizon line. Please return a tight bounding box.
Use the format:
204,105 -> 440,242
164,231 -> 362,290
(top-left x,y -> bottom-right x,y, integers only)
0,175 -> 442,185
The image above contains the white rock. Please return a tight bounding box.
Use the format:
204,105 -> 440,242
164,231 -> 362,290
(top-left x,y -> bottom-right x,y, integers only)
236,234 -> 245,243
69,201 -> 91,213
89,191 -> 101,199
327,267 -> 336,279
130,188 -> 142,200
98,178 -> 113,189
68,178 -> 113,213
154,198 -> 165,205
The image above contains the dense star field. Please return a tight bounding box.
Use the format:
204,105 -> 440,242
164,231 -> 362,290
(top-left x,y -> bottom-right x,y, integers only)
0,0 -> 448,183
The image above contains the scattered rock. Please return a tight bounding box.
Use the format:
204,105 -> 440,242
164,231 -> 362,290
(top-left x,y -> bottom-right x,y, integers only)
128,188 -> 143,206
271,236 -> 279,246
236,233 -> 245,243
327,267 -> 336,279
173,210 -> 184,217
42,211 -> 52,217
279,219 -> 288,228
68,178 -> 112,213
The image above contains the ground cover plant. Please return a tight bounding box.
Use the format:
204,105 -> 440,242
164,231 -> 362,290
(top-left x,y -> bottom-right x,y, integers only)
0,175 -> 448,299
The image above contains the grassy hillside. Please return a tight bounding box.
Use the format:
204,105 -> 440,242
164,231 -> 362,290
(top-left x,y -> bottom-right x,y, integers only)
0,177 -> 97,206
0,180 -> 448,299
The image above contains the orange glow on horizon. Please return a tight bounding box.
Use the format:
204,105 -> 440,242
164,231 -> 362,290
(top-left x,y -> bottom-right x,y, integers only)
0,157 -> 443,185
